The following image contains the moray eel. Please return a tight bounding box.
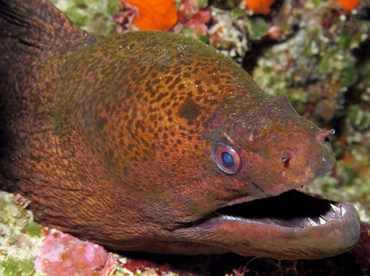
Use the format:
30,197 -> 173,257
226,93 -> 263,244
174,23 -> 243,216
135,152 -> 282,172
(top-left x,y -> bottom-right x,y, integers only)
0,0 -> 360,260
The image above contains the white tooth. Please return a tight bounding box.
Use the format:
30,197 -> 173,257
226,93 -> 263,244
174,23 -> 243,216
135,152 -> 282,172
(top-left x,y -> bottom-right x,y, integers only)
328,209 -> 336,218
308,218 -> 318,226
330,204 -> 341,215
222,215 -> 243,221
319,217 -> 326,224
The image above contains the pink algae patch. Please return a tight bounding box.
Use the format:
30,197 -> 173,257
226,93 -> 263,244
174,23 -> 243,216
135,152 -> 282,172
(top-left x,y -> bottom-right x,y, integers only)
175,0 -> 212,38
34,229 -> 116,275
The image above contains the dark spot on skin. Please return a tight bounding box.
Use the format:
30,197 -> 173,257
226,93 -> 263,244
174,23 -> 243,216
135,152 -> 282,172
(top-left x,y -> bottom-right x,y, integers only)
153,79 -> 160,85
136,92 -> 143,99
173,76 -> 181,86
173,67 -> 181,75
156,92 -> 166,102
105,102 -> 111,113
119,129 -> 124,138
147,83 -> 156,97
170,93 -> 177,99
178,97 -> 203,125
97,116 -> 107,131
165,76 -> 173,84
196,86 -> 203,94
135,120 -> 141,130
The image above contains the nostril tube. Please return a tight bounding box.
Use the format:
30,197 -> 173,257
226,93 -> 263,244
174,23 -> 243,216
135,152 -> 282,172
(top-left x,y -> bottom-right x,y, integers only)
316,129 -> 335,143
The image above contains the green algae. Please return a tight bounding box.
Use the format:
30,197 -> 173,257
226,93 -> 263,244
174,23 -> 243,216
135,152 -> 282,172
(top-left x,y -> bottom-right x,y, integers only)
247,17 -> 268,41
0,257 -> 35,276
22,222 -> 42,239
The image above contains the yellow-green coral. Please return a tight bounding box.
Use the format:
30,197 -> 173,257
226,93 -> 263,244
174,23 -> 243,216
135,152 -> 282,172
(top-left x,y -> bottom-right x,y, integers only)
0,192 -> 43,276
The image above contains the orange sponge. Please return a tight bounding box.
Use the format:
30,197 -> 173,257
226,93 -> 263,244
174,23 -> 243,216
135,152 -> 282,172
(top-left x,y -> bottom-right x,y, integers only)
335,0 -> 360,11
244,0 -> 276,14
127,0 -> 178,31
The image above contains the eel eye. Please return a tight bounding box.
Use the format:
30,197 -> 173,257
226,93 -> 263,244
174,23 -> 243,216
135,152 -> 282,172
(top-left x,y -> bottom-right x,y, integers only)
213,143 -> 241,174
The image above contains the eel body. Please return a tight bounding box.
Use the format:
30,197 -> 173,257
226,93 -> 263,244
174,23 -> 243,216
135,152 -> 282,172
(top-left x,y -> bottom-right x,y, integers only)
0,0 -> 360,259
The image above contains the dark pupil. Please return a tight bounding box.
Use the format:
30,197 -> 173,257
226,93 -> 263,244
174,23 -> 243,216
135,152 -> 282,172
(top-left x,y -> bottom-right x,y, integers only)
221,151 -> 234,166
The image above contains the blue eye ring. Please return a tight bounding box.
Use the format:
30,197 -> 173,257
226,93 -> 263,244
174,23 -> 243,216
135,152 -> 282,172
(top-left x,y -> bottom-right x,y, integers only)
213,143 -> 241,174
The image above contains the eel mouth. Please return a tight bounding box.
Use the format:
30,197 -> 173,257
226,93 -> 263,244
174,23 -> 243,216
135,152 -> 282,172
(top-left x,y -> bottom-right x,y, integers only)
179,189 -> 361,259
215,189 -> 346,229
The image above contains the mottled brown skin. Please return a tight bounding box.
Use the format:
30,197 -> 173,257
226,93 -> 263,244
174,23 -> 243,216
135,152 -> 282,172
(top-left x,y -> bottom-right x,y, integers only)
0,0 -> 360,259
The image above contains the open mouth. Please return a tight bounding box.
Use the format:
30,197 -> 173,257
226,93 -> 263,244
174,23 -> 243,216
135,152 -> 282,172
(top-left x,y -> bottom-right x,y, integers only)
176,188 -> 361,259
214,189 -> 343,229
